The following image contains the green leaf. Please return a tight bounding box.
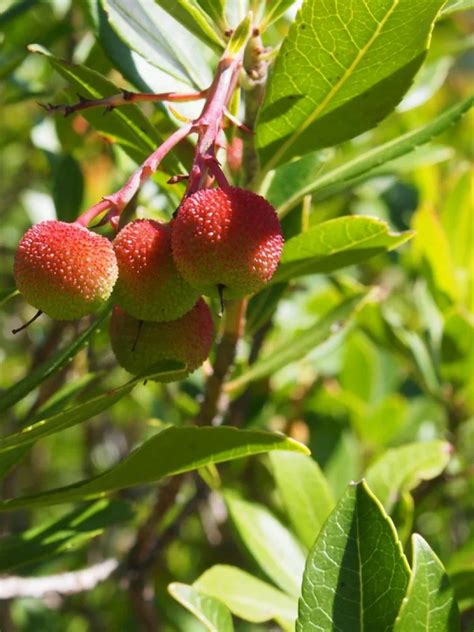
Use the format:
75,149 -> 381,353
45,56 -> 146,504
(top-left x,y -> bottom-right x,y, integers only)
0,304 -> 110,414
269,452 -> 335,549
0,499 -> 132,572
296,480 -> 410,632
103,0 -> 213,89
29,45 -> 182,175
441,310 -> 474,384
394,534 -> 460,631
194,565 -> 297,630
154,0 -> 225,52
0,427 -> 308,511
168,583 -> 234,632
53,154 -> 84,222
0,288 -> 19,307
256,0 -> 445,171
273,97 -> 474,217
273,216 -> 413,284
196,0 -> 227,30
227,293 -> 364,391
225,494 -> 306,596
261,0 -> 299,29
0,361 -> 182,455
226,12 -> 253,56
441,0 -> 474,16
365,441 -> 452,513
0,447 -> 29,480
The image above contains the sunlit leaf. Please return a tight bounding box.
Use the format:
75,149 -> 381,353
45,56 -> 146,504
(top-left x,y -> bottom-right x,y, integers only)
169,583 -> 234,632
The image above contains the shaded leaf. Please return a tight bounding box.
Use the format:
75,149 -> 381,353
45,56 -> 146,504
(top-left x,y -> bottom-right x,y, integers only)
269,452 -> 335,549
0,427 -> 308,511
394,534 -> 460,631
225,494 -> 305,596
297,480 -> 410,631
0,288 -> 19,307
169,583 -> 234,632
273,216 -> 413,284
0,304 -> 111,414
365,441 -> 452,513
0,499 -> 132,572
257,0 -> 445,170
194,565 -> 297,630
53,154 -> 84,222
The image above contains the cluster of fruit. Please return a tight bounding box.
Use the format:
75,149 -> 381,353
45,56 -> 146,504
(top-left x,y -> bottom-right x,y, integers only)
13,186 -> 283,381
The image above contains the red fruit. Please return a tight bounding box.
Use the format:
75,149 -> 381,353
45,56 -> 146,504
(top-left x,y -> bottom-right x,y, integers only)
171,187 -> 283,299
113,219 -> 198,322
109,298 -> 214,381
14,220 -> 118,320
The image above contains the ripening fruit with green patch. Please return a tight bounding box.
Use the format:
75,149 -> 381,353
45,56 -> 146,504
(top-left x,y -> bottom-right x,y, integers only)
14,220 -> 118,320
112,219 -> 199,322
109,298 -> 214,381
171,187 -> 283,301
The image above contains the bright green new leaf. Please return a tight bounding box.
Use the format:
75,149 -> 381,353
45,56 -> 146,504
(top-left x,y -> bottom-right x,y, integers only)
194,565 -> 297,631
273,97 -> 473,216
269,452 -> 335,549
103,0 -> 213,89
256,0 -> 445,171
297,480 -> 410,631
227,13 -> 253,56
154,0 -> 225,53
261,0 -> 298,30
394,534 -> 460,631
0,499 -> 132,572
441,310 -> 474,384
0,361 -> 183,454
0,427 -> 308,511
273,216 -> 413,284
228,293 -> 364,390
225,494 -> 306,596
0,303 -> 111,414
168,583 -> 234,632
195,0 -> 227,30
365,440 -> 452,512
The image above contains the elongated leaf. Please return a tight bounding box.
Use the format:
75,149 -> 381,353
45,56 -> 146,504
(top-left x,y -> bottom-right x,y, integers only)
154,0 -> 225,52
273,216 -> 412,283
256,0 -> 445,170
29,45 -> 182,173
394,534 -> 460,632
261,0 -> 299,29
225,494 -> 305,597
0,427 -> 308,511
196,0 -> 226,29
194,565 -> 297,630
0,447 -> 29,480
274,97 -> 474,216
441,0 -> 474,16
103,0 -> 213,89
0,499 -> 132,572
270,452 -> 335,549
365,441 -> 452,513
0,304 -> 110,414
297,481 -> 410,631
227,293 -> 364,391
169,583 -> 234,632
0,288 -> 19,307
53,154 -> 84,222
0,361 -> 182,454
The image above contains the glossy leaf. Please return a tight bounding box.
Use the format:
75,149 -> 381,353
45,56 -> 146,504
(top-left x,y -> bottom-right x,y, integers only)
269,452 -> 335,549
0,304 -> 111,414
169,583 -> 234,632
273,216 -> 413,284
154,0 -> 225,52
297,481 -> 410,631
256,0 -> 445,170
0,427 -> 308,511
274,96 -> 474,216
103,0 -> 213,89
365,441 -> 452,513
0,499 -> 132,572
394,534 -> 460,631
0,361 -> 182,454
227,293 -> 364,390
225,494 -> 306,596
194,565 -> 297,630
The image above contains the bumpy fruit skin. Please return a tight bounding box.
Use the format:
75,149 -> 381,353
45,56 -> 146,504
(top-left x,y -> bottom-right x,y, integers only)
109,298 -> 214,381
113,219 -> 198,322
14,220 -> 118,320
171,187 -> 284,299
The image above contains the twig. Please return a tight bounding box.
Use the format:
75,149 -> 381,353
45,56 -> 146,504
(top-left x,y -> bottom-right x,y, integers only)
0,559 -> 118,599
